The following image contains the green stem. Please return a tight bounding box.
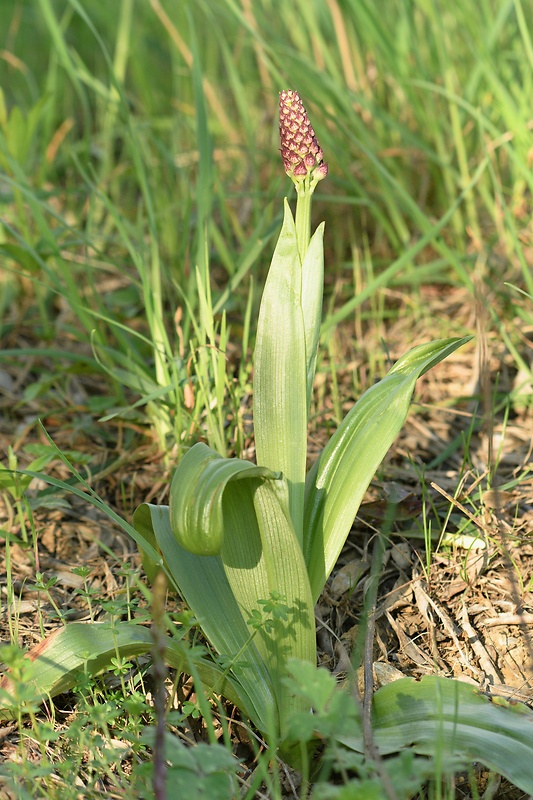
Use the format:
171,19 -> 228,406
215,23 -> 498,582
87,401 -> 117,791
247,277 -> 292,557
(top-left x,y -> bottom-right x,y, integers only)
295,181 -> 312,262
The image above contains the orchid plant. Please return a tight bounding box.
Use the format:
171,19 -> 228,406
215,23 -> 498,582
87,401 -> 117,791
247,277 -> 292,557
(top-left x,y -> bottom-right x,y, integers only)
3,92 -> 533,793
133,91 -> 470,744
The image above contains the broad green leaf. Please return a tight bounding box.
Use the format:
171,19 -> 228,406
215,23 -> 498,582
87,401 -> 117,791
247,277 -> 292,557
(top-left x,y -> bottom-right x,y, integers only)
248,480 -> 316,739
169,442 -> 275,556
134,500 -> 161,584
0,623 -> 156,720
135,500 -> 276,731
339,675 -> 533,794
304,337 -> 472,601
254,200 -> 308,543
136,454 -> 316,737
0,621 -> 252,723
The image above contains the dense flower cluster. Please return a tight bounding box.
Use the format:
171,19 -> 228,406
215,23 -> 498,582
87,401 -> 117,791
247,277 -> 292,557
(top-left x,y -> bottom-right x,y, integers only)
279,90 -> 328,184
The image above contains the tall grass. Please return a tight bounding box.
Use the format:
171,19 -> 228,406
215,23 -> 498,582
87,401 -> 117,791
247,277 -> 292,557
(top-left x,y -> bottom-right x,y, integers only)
2,2 -> 531,425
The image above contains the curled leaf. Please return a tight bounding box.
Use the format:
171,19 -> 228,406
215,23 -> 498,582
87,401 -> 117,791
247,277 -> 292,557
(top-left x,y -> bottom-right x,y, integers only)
169,442 -> 276,556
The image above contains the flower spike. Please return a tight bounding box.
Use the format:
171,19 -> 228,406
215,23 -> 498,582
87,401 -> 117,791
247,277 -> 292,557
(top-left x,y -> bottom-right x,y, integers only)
279,90 -> 328,189
279,90 -> 327,257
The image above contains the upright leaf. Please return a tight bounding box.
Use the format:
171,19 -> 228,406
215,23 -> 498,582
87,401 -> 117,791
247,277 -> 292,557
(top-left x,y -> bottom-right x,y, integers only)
304,337 -> 472,601
301,222 -> 325,408
253,201 -> 308,543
